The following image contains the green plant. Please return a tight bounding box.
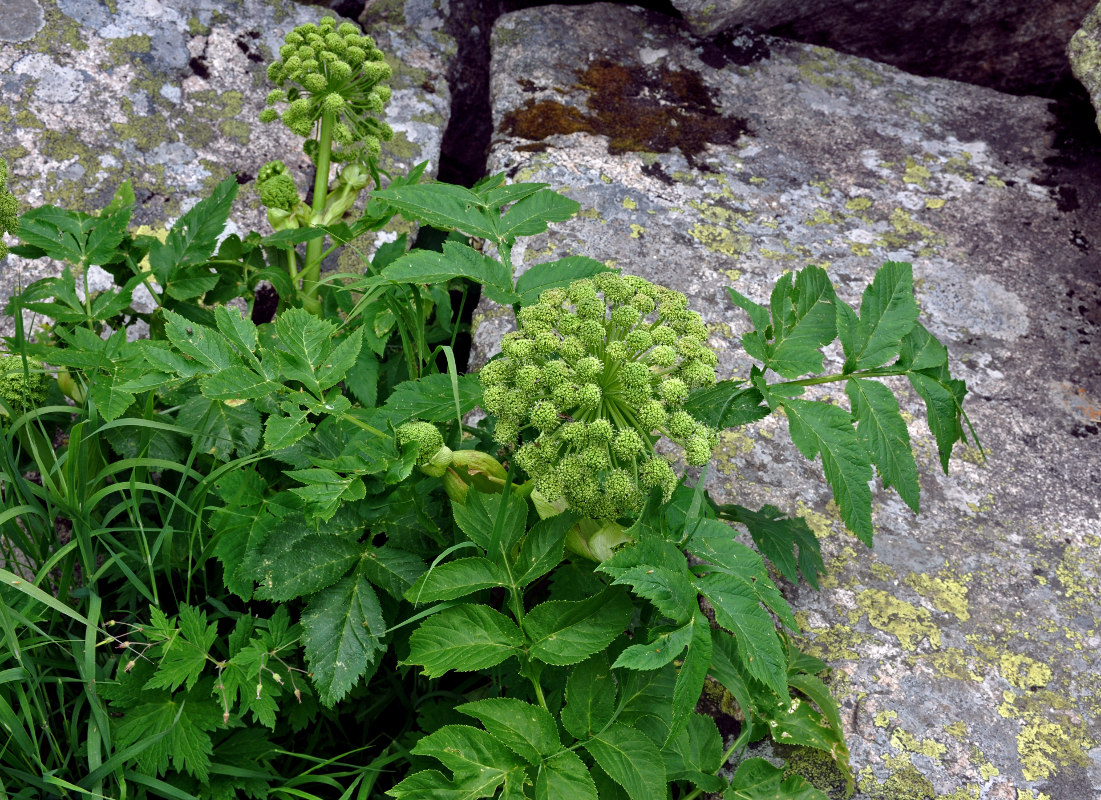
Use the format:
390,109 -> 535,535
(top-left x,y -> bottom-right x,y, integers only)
0,12 -> 976,800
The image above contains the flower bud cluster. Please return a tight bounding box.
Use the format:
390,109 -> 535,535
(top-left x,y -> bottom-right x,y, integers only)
480,273 -> 720,520
260,16 -> 393,163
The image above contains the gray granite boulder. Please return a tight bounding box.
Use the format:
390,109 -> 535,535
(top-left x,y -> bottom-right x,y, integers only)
670,0 -> 1095,94
0,0 -> 453,335
1070,2 -> 1101,133
479,4 -> 1101,797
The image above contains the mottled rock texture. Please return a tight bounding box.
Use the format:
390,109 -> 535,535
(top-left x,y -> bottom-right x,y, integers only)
671,0 -> 1095,94
1070,2 -> 1101,133
480,4 -> 1101,797
0,0 -> 452,336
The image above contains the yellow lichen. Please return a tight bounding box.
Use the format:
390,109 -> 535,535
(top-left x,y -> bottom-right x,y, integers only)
1016,720 -> 1092,781
998,653 -> 1053,690
891,728 -> 948,759
924,197 -> 946,209
902,156 -> 932,187
845,197 -> 873,211
905,570 -> 971,621
875,709 -> 898,728
688,223 -> 751,256
622,196 -> 637,209
629,223 -> 645,239
856,589 -> 941,650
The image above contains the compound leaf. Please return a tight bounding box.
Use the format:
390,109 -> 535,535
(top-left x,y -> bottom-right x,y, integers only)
842,260 -> 919,371
302,572 -> 387,707
779,397 -> 874,545
846,377 -> 920,512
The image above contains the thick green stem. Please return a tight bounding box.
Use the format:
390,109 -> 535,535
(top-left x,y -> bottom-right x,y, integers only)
774,367 -> 909,388
301,110 -> 336,314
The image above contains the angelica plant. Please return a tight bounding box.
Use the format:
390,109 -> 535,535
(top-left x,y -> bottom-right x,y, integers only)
258,15 -> 395,311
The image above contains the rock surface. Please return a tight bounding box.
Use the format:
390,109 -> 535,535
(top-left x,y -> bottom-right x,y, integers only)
670,0 -> 1095,95
478,4 -> 1101,797
1070,2 -> 1101,133
0,0 -> 453,336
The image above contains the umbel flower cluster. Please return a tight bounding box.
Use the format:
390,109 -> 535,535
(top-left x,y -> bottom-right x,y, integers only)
481,273 -> 720,520
260,16 -> 394,163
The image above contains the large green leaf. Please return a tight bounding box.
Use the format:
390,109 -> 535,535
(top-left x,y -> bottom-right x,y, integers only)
361,545 -> 427,601
387,768 -> 503,800
384,372 -> 483,423
909,364 -> 968,473
252,524 -> 361,602
514,512 -> 579,586
687,518 -> 797,630
560,655 -> 616,741
846,377 -> 920,512
164,309 -> 242,373
694,573 -> 787,697
524,589 -> 633,666
148,176 -> 238,286
726,758 -> 829,800
383,241 -> 517,306
613,624 -> 693,671
271,308 -> 337,396
668,610 -> 713,745
497,189 -> 580,240
536,749 -> 597,800
598,535 -> 698,625
372,182 -> 499,239
113,688 -> 222,782
456,698 -> 560,765
405,604 -> 524,678
664,713 -> 726,793
684,382 -> 771,430
717,503 -> 823,590
301,572 -> 387,707
176,394 -> 261,461
452,489 -> 528,561
779,397 -> 874,545
412,725 -> 526,782
514,256 -> 612,306
767,266 -> 838,378
838,260 -> 919,371
583,724 -> 666,800
406,557 -> 509,604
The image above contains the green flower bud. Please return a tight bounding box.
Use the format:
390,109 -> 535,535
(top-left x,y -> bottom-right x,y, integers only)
577,383 -> 602,408
684,435 -> 713,466
396,421 -> 452,477
652,325 -> 676,346
577,319 -> 605,347
638,400 -> 666,431
668,410 -> 696,440
588,419 -> 613,444
530,400 -> 560,431
660,378 -> 688,406
649,345 -> 676,367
